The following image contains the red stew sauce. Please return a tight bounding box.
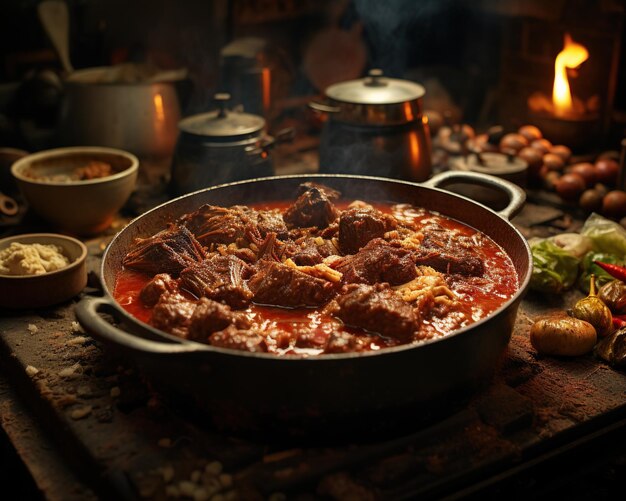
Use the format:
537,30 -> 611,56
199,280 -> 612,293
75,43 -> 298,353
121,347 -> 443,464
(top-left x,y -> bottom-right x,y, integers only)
113,201 -> 518,356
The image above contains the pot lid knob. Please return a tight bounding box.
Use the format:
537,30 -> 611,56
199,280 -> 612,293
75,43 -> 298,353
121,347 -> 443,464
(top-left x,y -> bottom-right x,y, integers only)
214,92 -> 231,118
179,92 -> 265,138
365,68 -> 386,87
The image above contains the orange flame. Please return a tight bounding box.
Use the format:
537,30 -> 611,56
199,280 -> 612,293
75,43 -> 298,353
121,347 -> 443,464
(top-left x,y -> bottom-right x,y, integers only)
552,33 -> 588,117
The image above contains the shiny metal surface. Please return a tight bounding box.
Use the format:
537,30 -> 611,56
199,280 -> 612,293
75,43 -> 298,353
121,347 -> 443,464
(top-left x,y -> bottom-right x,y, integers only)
319,117 -> 432,182
314,69 -> 431,180
178,102 -> 265,140
321,69 -> 425,126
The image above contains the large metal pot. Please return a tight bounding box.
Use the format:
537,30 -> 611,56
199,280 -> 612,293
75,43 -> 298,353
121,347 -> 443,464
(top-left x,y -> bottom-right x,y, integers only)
311,69 -> 432,182
170,94 -> 286,196
76,172 -> 531,434
58,67 -> 181,159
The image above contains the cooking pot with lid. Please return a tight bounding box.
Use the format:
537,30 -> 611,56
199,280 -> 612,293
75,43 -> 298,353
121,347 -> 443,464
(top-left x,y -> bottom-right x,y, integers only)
170,94 -> 290,196
311,69 -> 432,181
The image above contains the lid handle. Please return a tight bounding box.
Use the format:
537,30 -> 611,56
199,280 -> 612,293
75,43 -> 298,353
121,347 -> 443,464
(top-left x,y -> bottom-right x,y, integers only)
214,92 -> 231,118
365,68 -> 386,87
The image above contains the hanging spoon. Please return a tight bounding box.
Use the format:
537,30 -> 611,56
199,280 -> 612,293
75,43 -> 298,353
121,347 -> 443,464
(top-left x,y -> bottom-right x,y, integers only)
37,0 -> 74,75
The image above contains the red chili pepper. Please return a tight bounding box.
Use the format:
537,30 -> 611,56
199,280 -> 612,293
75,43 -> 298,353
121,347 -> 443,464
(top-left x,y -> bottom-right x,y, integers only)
613,317 -> 626,329
593,261 -> 626,282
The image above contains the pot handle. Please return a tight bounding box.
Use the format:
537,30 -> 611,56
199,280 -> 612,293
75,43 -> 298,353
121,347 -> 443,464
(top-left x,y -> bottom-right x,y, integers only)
75,296 -> 207,355
421,170 -> 526,221
308,101 -> 341,114
246,127 -> 296,157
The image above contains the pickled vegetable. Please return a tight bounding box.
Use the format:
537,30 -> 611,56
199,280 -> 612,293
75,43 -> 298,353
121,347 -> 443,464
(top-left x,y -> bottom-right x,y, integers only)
599,280 -> 626,315
596,327 -> 626,368
570,274 -> 612,338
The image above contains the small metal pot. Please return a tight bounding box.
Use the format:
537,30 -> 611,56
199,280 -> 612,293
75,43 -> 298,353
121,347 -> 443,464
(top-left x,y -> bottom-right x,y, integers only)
170,94 -> 282,196
311,69 -> 432,182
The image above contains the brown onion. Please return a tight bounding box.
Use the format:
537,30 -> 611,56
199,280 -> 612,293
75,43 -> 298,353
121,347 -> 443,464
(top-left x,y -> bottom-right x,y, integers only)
518,147 -> 543,169
579,189 -> 604,212
531,138 -> 553,154
550,145 -> 572,163
602,190 -> 626,218
530,316 -> 596,356
598,150 -> 620,162
555,173 -> 586,200
499,133 -> 529,153
567,162 -> 596,187
518,125 -> 542,142
543,153 -> 565,171
595,158 -> 619,185
542,169 -> 560,190
595,183 -> 609,196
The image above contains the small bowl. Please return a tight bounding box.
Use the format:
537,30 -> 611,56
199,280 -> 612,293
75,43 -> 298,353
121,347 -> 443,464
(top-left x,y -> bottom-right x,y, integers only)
0,233 -> 87,309
11,146 -> 138,235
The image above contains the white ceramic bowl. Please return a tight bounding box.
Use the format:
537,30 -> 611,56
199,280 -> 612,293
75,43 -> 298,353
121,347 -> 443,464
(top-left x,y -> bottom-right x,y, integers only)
11,146 -> 138,235
0,233 -> 87,309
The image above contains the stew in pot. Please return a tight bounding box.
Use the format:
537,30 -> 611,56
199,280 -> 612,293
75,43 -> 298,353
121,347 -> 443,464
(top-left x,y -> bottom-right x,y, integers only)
113,182 -> 518,356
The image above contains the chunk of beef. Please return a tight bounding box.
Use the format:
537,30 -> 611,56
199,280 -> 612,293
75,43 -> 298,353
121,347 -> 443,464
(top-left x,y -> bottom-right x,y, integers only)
255,232 -> 282,262
283,187 -> 338,229
229,247 -> 258,263
180,204 -> 259,247
413,250 -> 484,276
187,298 -> 252,342
333,239 -> 417,285
332,283 -> 417,342
280,237 -> 337,266
318,220 -> 339,240
179,254 -> 253,309
209,325 -> 267,353
248,261 -> 338,307
298,182 -> 341,200
151,292 -> 197,338
414,227 -> 485,276
180,205 -> 288,249
256,210 -> 289,239
123,225 -> 206,277
338,207 -> 398,255
139,273 -> 178,307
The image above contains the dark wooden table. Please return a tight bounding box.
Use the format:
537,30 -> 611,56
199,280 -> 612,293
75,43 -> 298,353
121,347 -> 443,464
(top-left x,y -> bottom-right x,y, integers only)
2,200 -> 626,500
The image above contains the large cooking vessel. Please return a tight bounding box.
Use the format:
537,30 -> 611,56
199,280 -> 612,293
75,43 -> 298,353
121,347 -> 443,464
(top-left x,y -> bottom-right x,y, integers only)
76,172 -> 531,434
311,69 -> 432,182
58,67 -> 182,159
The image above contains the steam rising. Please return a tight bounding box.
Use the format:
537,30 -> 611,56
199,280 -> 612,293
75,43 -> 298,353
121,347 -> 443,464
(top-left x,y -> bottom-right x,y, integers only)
354,0 -> 447,75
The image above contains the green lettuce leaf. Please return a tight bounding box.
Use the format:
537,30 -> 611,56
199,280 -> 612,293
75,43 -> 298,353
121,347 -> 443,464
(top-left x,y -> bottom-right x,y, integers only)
530,240 -> 580,294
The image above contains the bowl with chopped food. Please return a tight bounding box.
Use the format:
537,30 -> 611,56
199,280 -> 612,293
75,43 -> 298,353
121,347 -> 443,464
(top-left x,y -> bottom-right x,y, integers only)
0,233 -> 87,309
11,146 -> 138,235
